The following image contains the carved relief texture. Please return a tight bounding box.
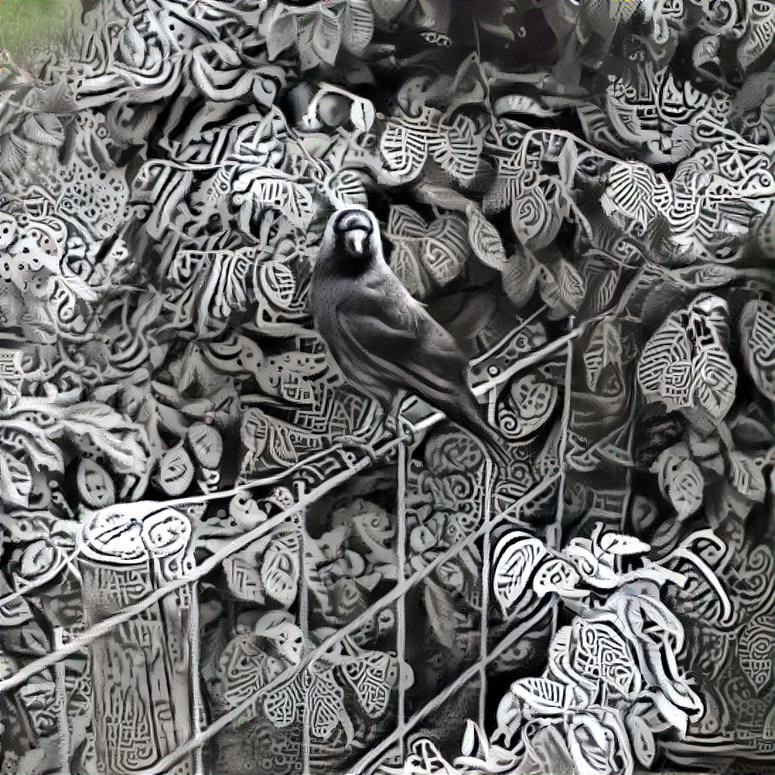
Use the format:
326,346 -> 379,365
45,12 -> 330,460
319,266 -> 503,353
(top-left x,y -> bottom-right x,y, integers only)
0,1 -> 773,774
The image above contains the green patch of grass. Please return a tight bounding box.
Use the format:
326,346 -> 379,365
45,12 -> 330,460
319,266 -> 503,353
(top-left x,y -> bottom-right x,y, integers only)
0,0 -> 80,58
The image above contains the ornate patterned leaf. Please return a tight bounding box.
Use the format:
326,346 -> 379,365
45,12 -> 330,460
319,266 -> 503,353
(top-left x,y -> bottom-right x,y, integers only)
380,120 -> 428,180
467,205 -> 508,271
728,451 -> 766,503
158,444 -> 195,496
350,97 -> 376,132
234,176 -> 314,230
511,677 -> 569,714
0,451 -> 32,507
492,532 -> 549,615
637,295 -> 736,420
77,458 -> 116,509
313,8 -> 342,66
340,649 -> 399,718
738,614 -> 775,693
656,445 -> 704,520
739,299 -> 775,401
261,528 -> 299,607
1,1 -> 773,771
502,249 -> 541,308
342,0 -> 375,53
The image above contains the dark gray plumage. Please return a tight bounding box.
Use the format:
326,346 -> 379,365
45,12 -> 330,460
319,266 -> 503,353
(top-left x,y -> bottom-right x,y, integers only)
311,206 -> 508,465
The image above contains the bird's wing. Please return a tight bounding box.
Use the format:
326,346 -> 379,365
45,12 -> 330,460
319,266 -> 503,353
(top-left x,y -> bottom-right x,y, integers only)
334,288 -> 469,406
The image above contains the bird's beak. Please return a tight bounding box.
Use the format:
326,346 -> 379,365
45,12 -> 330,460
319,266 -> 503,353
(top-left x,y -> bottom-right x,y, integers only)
344,228 -> 369,257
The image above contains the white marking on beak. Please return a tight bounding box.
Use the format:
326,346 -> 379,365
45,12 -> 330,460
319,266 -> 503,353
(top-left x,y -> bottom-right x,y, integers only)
345,228 -> 369,256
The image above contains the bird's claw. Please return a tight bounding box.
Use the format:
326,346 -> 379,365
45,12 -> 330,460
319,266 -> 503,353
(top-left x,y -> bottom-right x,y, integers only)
398,417 -> 416,446
384,415 -> 416,446
333,434 -> 379,464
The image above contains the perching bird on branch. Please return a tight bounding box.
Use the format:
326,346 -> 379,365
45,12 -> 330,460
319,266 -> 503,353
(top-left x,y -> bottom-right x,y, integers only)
311,206 -> 508,466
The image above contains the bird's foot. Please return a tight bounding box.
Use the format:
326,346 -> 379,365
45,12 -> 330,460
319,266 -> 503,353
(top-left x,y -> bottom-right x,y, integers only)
384,414 -> 416,446
333,434 -> 380,464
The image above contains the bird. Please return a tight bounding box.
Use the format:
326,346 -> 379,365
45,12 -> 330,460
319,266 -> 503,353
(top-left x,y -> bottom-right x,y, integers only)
311,206 -> 509,466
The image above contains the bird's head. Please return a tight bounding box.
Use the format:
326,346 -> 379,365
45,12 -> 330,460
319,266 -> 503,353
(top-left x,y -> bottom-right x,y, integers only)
326,207 -> 379,274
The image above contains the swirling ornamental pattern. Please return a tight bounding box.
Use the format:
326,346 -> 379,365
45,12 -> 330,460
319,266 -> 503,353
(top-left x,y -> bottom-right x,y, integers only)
0,1 -> 773,774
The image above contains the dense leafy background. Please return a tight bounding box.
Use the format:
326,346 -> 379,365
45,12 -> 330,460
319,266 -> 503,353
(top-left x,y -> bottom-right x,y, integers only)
0,0 -> 773,773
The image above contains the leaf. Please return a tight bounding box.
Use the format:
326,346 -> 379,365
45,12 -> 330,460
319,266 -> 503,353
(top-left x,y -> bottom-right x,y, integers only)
558,139 -> 578,188
296,15 -> 320,70
350,97 -> 376,132
739,614 -> 775,693
728,451 -> 766,503
492,531 -> 549,615
584,321 -> 622,392
22,113 -> 64,147
325,168 -> 369,207
537,264 -> 567,318
19,540 -> 57,579
597,533 -> 650,557
423,578 -> 458,648
259,260 -> 297,310
510,677 -> 569,714
385,206 -> 431,298
342,0 -> 374,53
507,374 -> 558,440
461,719 -> 477,757
371,0 -> 410,20
621,595 -> 685,651
601,162 -> 665,230
168,248 -> 257,330
380,120 -> 428,180
670,263 -> 738,290
55,274 -> 99,303
422,214 -> 469,287
313,7 -> 341,66
581,256 -> 621,316
502,249 -> 540,308
637,295 -> 736,421
2,420 -> 64,473
340,649 -> 399,718
158,444 -> 195,496
0,452 -> 32,507
261,528 -> 299,607
66,402 -> 125,429
264,4 -> 297,59
656,445 -> 704,520
63,404 -> 148,476
567,712 -> 624,775
77,458 -> 116,509
493,94 -> 560,117
430,114 -> 482,183
651,689 -> 689,736
187,423 -> 223,469
739,299 -> 775,402
467,205 -> 508,271
387,204 -> 427,239
0,133 -> 27,177
511,187 -> 554,248
223,549 -> 264,602
389,241 -> 428,298
532,557 -> 583,599
555,258 -> 586,311
237,176 -> 314,230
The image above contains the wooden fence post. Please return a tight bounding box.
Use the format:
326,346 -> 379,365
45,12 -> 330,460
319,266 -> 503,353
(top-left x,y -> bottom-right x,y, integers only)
78,506 -> 195,775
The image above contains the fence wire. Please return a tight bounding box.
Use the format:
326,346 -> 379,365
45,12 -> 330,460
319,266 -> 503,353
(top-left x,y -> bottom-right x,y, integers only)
0,321 -> 583,774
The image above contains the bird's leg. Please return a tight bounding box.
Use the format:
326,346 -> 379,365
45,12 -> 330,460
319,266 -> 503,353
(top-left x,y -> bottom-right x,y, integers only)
384,391 -> 415,445
333,433 -> 380,463
333,400 -> 386,463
